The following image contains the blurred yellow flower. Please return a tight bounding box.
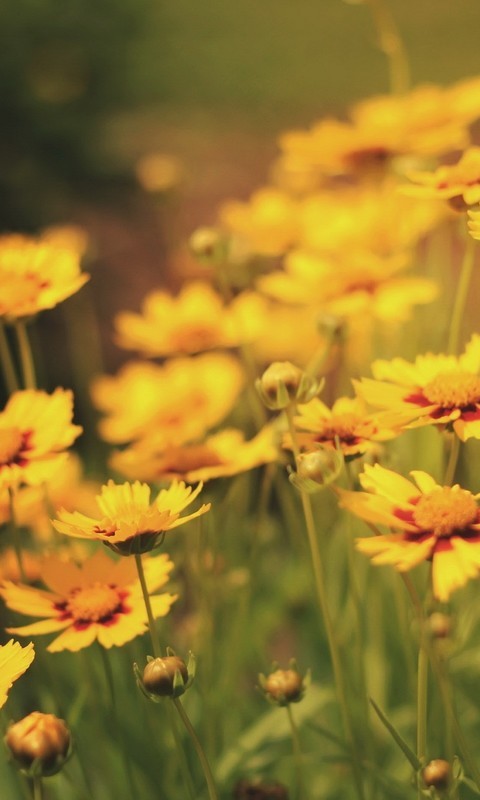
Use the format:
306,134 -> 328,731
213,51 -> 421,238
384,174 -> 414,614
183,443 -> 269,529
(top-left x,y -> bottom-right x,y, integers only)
0,232 -> 89,320
0,549 -> 41,584
52,479 -> 210,555
0,389 -> 82,488
339,464 -> 480,601
0,640 -> 34,708
219,188 -> 299,257
1,550 -> 177,651
467,208 -> 480,241
286,396 -> 397,459
355,334 -> 480,440
403,147 -> 480,208
115,282 -> 266,357
91,353 -> 244,445
251,301 -> 326,368
110,424 -> 280,483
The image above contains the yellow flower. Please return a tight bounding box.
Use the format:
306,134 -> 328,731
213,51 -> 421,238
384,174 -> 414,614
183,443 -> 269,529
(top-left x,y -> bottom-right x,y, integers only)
355,335 -> 480,441
467,208 -> 480,241
115,282 -> 266,357
91,353 -> 244,445
286,396 -> 397,459
110,425 -> 280,483
0,640 -> 34,708
52,479 -> 210,555
219,188 -> 299,257
0,233 -> 89,320
251,301 -> 324,368
403,147 -> 480,208
339,464 -> 480,601
0,548 -> 41,584
0,389 -> 82,488
1,550 -> 177,651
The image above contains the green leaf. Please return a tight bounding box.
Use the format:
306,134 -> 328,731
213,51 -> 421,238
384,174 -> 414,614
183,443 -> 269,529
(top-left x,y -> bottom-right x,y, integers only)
369,697 -> 421,771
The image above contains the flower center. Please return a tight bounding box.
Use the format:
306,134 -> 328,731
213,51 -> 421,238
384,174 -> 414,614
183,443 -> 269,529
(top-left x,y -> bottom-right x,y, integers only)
413,487 -> 478,537
315,413 -> 372,443
67,583 -> 121,622
423,371 -> 480,408
0,427 -> 23,465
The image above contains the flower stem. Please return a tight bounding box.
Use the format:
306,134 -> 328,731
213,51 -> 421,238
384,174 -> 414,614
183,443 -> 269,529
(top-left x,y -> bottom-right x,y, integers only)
447,235 -> 476,355
8,487 -> 26,582
364,0 -> 410,94
286,703 -> 307,800
285,405 -> 365,800
99,645 -> 137,798
134,553 -> 161,658
14,320 -> 36,389
166,702 -> 196,800
32,777 -> 43,800
444,435 -> 460,486
172,697 -> 219,800
0,322 -> 19,394
416,645 -> 428,798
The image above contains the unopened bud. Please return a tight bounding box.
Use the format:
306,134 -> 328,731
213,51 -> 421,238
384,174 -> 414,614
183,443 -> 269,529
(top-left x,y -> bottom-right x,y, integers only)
5,712 -> 70,777
316,313 -> 344,340
233,777 -> 289,799
143,656 -> 188,697
427,612 -> 452,640
422,759 -> 451,790
259,662 -> 310,706
189,227 -> 227,264
256,362 -> 321,410
290,448 -> 344,493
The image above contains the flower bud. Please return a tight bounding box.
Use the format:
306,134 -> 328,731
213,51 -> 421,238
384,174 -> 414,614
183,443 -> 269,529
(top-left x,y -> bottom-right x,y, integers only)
422,759 -> 451,790
256,362 -> 321,410
289,449 -> 344,493
259,662 -> 309,706
5,712 -> 70,777
233,778 -> 289,799
143,656 -> 189,697
427,612 -> 452,640
189,227 -> 227,265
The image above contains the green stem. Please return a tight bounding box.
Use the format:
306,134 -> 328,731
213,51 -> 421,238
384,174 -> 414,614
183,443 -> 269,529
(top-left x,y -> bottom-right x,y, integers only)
0,322 -> 19,394
285,405 -> 365,800
99,646 -> 136,798
8,487 -> 26,582
172,697 -> 219,800
416,645 -> 428,798
14,320 -> 36,389
364,0 -> 410,94
286,703 -> 307,800
444,435 -> 460,486
447,235 -> 476,355
134,553 -> 161,658
166,701 -> 196,800
32,777 -> 43,800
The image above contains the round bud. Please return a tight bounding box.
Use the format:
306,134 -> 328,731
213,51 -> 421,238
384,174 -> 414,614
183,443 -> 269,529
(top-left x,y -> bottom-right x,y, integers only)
233,777 -> 289,799
427,612 -> 452,640
5,712 -> 70,777
257,362 -> 319,410
422,759 -> 451,790
264,669 -> 304,705
189,227 -> 226,264
296,449 -> 343,488
143,656 -> 189,697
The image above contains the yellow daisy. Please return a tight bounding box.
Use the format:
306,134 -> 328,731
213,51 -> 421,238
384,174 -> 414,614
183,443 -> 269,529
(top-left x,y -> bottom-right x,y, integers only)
110,424 -> 280,483
0,639 -> 35,707
0,389 -> 82,487
355,335 -> 480,441
1,550 -> 177,652
91,353 -> 244,445
403,146 -> 480,208
0,233 -> 89,320
286,396 -> 397,460
114,282 -> 266,357
339,464 -> 480,601
52,479 -> 210,555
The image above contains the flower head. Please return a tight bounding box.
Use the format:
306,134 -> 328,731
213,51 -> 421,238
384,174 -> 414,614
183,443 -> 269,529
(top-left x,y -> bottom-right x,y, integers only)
5,712 -> 70,777
403,146 -> 480,208
52,479 -> 210,555
355,335 -> 480,441
0,639 -> 34,708
339,464 -> 480,601
1,550 -> 177,650
0,389 -> 82,488
0,232 -> 89,320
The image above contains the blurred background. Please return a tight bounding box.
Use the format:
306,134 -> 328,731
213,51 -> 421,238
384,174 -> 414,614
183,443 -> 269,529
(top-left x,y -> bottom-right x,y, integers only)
2,0 -> 480,388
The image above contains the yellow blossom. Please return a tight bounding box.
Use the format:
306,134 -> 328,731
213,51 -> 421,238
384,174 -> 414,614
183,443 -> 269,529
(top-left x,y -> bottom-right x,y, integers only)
0,640 -> 35,708
403,147 -> 480,208
219,188 -> 299,257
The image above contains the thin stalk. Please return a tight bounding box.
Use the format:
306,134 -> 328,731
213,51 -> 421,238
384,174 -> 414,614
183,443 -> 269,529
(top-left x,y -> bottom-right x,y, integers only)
444,435 -> 460,487
364,0 -> 410,94
447,235 -> 476,355
134,553 -> 161,658
285,405 -> 365,800
286,703 -> 307,800
14,320 -> 36,389
172,697 -> 219,800
416,645 -> 428,798
166,701 -> 196,800
0,322 -> 19,393
99,645 -> 136,798
32,777 -> 43,800
8,487 -> 26,582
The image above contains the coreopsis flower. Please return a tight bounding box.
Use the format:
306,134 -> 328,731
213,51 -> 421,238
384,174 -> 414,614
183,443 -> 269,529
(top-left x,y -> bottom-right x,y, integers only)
1,550 -> 177,651
0,389 -> 82,488
285,396 -> 397,459
114,282 -> 266,357
403,146 -> 480,208
219,188 -> 299,257
339,464 -> 480,601
110,425 -> 280,484
52,479 -> 210,555
91,353 -> 244,445
0,232 -> 89,320
0,640 -> 34,708
355,334 -> 480,440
